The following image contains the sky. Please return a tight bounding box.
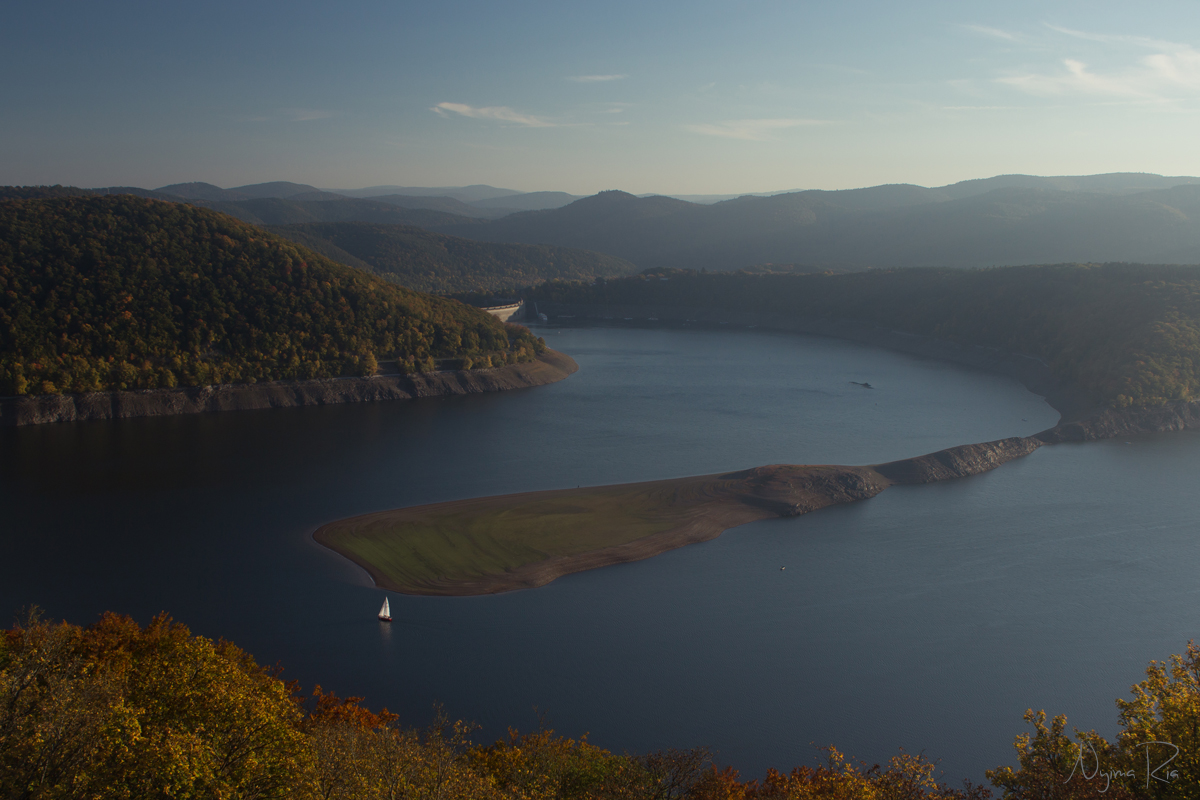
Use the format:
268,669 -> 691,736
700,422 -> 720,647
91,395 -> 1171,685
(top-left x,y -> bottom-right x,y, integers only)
3,0 -> 1200,195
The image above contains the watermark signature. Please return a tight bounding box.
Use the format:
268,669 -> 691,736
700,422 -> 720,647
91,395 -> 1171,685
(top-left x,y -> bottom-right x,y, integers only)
1066,740 -> 1180,793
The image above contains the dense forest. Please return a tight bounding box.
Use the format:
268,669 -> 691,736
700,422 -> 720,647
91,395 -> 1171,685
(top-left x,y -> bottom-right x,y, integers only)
528,265 -> 1200,408
0,196 -> 546,396
6,611 -> 1200,798
268,221 -> 639,294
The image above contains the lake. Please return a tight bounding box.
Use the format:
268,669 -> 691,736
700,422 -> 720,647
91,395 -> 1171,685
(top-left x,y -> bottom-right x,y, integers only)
2,325 -> 1197,785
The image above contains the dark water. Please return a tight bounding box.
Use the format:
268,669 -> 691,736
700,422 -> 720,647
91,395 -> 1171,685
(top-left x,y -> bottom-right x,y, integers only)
2,326 -> 1196,785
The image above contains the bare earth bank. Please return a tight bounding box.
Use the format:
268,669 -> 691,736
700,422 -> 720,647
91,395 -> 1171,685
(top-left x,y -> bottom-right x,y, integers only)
0,350 -> 578,426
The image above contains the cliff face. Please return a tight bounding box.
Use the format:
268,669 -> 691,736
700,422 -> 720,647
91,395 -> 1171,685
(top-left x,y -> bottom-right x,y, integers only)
1036,400 -> 1200,443
874,437 -> 1043,485
0,350 -> 577,426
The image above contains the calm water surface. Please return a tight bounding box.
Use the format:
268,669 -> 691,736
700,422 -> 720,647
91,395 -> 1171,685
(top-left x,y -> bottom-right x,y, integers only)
2,326 -> 1197,785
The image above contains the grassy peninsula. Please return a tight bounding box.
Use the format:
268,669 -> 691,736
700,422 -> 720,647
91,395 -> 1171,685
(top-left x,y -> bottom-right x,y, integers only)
0,195 -> 547,396
319,262 -> 1200,596
315,438 -> 1042,595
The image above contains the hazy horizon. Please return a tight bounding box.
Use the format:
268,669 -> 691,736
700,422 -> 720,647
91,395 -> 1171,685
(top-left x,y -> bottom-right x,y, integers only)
5,1 -> 1200,194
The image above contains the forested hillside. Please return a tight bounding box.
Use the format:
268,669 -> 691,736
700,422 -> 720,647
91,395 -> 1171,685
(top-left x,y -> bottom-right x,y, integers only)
530,265 -> 1200,408
269,221 -> 639,294
195,196 -> 478,227
0,195 -> 544,396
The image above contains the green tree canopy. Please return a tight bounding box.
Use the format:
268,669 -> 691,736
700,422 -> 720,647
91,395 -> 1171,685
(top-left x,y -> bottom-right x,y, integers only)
0,196 -> 543,395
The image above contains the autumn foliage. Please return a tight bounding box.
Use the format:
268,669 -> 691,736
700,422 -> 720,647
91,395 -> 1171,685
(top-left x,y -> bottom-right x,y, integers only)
1,611 -> 995,799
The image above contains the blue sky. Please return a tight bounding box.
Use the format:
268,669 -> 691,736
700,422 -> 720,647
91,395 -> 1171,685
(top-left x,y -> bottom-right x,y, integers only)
4,1 -> 1200,194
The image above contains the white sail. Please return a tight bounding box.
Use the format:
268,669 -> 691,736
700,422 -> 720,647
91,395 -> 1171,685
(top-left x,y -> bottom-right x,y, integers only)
378,598 -> 391,619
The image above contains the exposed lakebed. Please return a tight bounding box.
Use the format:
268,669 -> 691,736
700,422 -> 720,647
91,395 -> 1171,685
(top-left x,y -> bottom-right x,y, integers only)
2,326 -> 1197,785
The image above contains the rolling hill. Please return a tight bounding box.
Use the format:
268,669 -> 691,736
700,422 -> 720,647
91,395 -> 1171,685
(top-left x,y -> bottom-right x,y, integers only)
194,196 -> 478,227
434,180 -> 1200,270
267,221 -> 639,294
0,195 -> 544,396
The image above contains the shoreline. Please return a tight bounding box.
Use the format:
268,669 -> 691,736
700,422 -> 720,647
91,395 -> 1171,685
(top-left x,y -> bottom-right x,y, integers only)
314,437 -> 1043,596
532,302 -> 1102,423
315,316 -> 1200,596
0,350 -> 578,426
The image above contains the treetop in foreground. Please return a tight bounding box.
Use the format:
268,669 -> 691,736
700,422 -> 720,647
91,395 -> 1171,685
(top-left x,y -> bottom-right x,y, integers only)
6,610 -> 1199,797
0,610 -> 990,799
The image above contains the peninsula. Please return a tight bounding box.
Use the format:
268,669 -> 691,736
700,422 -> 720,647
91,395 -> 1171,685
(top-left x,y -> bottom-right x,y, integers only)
312,435 -> 1042,595
317,264 -> 1200,596
315,392 -> 1200,596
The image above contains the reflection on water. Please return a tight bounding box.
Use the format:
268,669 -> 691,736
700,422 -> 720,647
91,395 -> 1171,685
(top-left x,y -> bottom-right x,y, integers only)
5,326 -> 1196,784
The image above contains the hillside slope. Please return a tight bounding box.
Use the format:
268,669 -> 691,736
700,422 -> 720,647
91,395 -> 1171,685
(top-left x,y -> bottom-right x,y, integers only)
268,221 -> 640,294
0,196 -> 544,396
196,196 -> 478,227
437,184 -> 1200,270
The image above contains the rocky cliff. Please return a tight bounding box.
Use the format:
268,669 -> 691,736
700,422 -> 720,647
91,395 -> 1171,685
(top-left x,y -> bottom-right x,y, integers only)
1036,400 -> 1200,443
874,437 -> 1044,484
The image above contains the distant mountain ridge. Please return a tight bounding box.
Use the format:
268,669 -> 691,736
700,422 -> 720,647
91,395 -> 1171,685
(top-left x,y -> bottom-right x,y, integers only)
9,172 -> 1200,269
429,178 -> 1200,270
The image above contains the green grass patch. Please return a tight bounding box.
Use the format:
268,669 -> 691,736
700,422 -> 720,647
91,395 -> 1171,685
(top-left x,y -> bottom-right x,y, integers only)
317,481 -> 703,591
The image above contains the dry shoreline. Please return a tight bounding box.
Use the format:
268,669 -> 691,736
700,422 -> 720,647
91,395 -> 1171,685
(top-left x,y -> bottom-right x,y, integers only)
0,350 -> 578,426
314,437 -> 1047,596
314,313 -> 1200,597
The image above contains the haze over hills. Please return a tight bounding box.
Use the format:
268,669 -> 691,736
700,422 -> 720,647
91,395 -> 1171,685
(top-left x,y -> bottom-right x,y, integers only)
356,194 -> 509,219
195,197 -> 478,228
11,172 -> 1200,272
430,175 -> 1200,271
332,185 -> 524,202
1,186 -> 645,295
267,222 -> 638,294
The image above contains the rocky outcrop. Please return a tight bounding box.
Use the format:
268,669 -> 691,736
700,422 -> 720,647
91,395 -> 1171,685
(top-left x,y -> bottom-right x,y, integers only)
0,350 -> 577,426
874,437 -> 1043,484
721,464 -> 890,516
1036,400 -> 1200,443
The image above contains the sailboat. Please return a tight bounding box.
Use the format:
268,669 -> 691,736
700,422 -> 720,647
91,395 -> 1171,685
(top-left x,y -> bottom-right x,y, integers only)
378,597 -> 392,622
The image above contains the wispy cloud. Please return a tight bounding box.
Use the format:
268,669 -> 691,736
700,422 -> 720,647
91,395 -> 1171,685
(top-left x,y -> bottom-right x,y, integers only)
566,74 -> 628,82
960,23 -> 1018,42
280,108 -> 334,122
432,102 -> 555,127
997,26 -> 1200,100
1043,24 -> 1178,51
685,118 -> 833,141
